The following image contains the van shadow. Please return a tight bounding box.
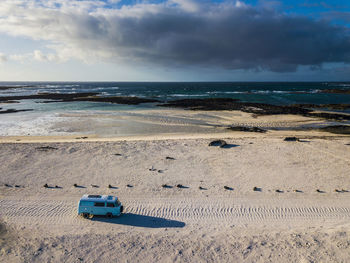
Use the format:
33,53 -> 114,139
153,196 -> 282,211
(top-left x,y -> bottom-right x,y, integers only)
91,213 -> 186,228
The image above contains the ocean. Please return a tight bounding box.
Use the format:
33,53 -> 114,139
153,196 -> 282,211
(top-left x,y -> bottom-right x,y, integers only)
1,82 -> 350,136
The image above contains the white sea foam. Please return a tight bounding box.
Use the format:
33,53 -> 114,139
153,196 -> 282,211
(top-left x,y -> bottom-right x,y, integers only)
0,111 -> 77,136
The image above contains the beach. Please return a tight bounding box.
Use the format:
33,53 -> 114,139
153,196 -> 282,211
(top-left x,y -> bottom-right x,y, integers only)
1,113 -> 350,262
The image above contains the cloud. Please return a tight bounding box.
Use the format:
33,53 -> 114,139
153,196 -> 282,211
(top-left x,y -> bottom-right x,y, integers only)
0,53 -> 7,63
33,50 -> 60,62
0,0 -> 350,72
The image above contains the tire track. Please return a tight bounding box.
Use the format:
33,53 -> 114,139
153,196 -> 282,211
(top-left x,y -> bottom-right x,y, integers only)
1,199 -> 350,227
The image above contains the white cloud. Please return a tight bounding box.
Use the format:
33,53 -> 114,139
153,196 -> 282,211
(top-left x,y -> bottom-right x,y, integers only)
169,0 -> 199,12
0,53 -> 7,63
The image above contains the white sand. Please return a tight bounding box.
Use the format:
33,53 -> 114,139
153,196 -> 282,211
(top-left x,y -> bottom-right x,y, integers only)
1,127 -> 350,262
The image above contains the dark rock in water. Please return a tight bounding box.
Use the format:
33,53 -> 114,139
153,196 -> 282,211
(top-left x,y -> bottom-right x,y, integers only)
284,137 -> 299,142
162,184 -> 173,188
73,96 -> 159,105
253,186 -> 262,192
36,146 -> 58,151
0,92 -> 99,103
159,98 -> 240,111
228,126 -> 267,133
166,156 -> 175,160
159,98 -> 312,115
209,140 -> 227,147
159,98 -> 350,121
306,112 -> 350,121
318,125 -> 350,135
292,103 -> 350,110
0,92 -> 159,105
0,108 -> 33,114
224,186 -> 233,190
321,89 -> 350,94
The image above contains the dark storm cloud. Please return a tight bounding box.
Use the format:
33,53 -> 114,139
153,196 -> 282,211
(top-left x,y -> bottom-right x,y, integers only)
1,1 -> 350,72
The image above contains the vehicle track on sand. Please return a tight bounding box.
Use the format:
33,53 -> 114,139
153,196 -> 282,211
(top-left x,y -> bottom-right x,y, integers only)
1,198 -> 350,228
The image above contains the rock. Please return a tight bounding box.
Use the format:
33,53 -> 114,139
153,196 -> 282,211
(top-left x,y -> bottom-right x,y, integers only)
36,146 -> 58,151
321,89 -> 350,94
209,140 -> 227,147
0,109 -> 33,114
0,93 -> 159,105
284,137 -> 299,142
176,184 -> 189,189
227,126 -> 267,133
318,125 -> 350,135
293,189 -> 303,193
253,186 -> 262,192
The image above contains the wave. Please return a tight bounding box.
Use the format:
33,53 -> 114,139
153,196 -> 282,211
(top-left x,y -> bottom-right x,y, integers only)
170,94 -> 208,97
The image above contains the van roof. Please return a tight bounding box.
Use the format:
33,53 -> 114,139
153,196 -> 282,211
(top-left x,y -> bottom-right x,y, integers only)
80,194 -> 118,202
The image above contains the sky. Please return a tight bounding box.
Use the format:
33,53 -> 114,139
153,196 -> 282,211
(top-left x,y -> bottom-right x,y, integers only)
0,0 -> 350,81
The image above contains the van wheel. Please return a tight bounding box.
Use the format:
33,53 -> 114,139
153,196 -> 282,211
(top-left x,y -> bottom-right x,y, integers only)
106,213 -> 113,218
82,213 -> 89,219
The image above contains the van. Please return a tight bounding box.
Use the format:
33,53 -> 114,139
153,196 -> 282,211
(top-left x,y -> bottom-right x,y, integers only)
78,194 -> 123,218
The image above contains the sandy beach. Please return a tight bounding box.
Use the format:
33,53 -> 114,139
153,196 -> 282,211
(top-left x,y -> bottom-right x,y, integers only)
1,109 -> 350,263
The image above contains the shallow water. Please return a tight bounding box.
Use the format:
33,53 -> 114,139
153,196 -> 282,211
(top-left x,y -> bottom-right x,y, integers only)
1,82 -> 349,136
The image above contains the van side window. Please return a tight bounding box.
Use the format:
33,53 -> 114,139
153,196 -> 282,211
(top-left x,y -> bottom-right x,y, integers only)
94,202 -> 105,207
80,201 -> 94,206
107,202 -> 115,207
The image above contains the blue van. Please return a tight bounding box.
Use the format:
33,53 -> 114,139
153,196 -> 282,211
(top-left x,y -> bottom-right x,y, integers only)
78,194 -> 123,218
